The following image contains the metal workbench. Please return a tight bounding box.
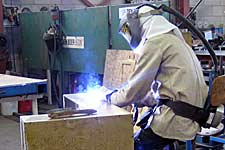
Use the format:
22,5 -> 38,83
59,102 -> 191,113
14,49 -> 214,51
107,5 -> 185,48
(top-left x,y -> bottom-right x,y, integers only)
0,74 -> 47,114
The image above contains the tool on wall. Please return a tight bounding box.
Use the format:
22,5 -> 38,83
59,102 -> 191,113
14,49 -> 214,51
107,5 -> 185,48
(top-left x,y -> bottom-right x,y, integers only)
43,6 -> 65,108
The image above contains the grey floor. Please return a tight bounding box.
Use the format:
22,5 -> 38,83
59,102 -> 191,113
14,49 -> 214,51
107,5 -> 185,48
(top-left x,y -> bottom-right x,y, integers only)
0,110 -> 223,150
0,115 -> 20,150
0,103 -> 57,150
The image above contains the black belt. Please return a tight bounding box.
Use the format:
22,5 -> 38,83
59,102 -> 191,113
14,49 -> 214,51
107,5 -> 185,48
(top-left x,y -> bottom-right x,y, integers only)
160,99 -> 209,126
136,99 -> 210,129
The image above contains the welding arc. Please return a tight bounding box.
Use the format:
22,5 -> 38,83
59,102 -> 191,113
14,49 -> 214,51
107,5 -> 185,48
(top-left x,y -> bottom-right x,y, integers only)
80,0 -> 111,7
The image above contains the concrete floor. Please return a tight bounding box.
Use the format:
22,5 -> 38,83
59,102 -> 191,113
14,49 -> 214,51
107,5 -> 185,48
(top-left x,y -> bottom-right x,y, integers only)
0,103 -> 57,150
0,115 -> 20,150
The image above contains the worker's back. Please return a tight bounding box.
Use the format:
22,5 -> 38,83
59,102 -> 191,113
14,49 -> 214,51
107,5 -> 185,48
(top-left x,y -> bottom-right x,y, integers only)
147,32 -> 209,141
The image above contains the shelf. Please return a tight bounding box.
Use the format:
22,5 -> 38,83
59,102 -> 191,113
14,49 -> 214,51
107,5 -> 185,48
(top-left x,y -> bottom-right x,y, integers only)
195,50 -> 225,56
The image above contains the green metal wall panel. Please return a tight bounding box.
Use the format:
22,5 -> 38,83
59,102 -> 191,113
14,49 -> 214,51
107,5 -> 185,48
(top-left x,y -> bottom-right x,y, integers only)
21,7 -> 109,74
110,4 -> 138,50
61,7 -> 109,74
20,2 -> 170,74
21,12 -> 51,70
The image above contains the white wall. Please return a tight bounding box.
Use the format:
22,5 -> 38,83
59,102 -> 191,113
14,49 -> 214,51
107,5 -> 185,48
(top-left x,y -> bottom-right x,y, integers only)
3,0 -> 126,12
190,0 -> 225,30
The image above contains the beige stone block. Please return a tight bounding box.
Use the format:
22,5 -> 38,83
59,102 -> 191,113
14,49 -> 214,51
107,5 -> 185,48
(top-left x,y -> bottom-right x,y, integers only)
20,102 -> 133,150
103,49 -> 137,89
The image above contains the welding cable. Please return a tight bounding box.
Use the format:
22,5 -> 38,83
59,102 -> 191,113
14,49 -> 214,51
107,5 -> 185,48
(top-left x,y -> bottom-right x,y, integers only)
48,33 -> 60,107
47,25 -> 61,107
106,89 -> 118,103
137,3 -> 218,75
160,4 -> 217,75
178,0 -> 204,27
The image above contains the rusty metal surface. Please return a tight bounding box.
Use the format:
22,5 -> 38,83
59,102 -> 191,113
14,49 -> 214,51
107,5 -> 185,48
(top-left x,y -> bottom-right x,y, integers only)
47,108 -> 97,119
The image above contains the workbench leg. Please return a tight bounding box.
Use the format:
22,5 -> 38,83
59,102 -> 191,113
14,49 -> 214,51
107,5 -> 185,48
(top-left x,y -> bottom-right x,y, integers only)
63,96 -> 65,108
186,140 -> 192,150
32,99 -> 38,115
47,69 -> 52,105
186,140 -> 195,150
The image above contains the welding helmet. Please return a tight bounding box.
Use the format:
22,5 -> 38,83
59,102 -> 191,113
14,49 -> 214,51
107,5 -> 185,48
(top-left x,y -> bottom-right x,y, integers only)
118,9 -> 142,49
118,6 -> 162,50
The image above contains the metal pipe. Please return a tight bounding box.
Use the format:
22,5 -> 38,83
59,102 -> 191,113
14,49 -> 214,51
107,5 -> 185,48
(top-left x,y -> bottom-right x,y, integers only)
185,0 -> 203,19
179,0 -> 190,16
0,0 -> 3,32
178,0 -> 203,27
108,5 -> 112,49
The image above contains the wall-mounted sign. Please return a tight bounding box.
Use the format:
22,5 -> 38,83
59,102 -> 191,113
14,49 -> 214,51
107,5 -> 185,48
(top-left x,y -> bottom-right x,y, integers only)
63,36 -> 84,49
119,6 -> 136,19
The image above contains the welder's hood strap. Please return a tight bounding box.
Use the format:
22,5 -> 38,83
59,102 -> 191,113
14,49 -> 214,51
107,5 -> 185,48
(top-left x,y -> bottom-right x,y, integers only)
160,99 -> 209,127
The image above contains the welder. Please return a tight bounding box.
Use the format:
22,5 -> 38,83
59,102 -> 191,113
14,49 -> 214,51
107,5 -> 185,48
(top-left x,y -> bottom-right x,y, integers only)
106,5 -> 208,150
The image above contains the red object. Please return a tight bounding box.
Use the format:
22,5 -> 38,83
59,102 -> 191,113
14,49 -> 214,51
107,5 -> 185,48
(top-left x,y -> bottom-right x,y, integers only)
178,0 -> 190,16
18,100 -> 32,113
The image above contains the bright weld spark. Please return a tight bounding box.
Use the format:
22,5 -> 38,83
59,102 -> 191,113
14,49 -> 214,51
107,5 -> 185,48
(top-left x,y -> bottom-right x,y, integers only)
79,88 -> 106,108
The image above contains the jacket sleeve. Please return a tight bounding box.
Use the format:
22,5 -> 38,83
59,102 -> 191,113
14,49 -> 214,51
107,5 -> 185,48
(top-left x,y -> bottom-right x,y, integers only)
110,41 -> 163,107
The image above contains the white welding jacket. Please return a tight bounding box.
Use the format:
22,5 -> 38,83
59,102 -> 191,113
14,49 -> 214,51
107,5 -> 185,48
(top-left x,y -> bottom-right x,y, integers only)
134,6 -> 185,53
111,8 -> 208,141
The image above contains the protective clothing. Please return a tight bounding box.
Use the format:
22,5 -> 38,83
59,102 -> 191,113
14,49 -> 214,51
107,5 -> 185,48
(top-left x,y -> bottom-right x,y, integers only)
118,6 -> 184,51
119,9 -> 142,50
111,6 -> 208,141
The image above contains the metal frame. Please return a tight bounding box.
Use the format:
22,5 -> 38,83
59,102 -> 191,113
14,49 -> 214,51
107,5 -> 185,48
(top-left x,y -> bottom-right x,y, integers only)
0,94 -> 44,114
210,135 -> 225,144
0,74 -> 47,115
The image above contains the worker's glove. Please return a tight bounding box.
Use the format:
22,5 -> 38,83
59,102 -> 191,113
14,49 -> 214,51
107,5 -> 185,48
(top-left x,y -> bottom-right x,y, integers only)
137,80 -> 161,107
106,89 -> 118,103
98,86 -> 117,103
138,91 -> 158,107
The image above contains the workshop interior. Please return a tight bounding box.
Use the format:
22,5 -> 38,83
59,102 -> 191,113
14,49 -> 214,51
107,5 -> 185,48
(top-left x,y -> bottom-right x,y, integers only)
1,0 -> 225,149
